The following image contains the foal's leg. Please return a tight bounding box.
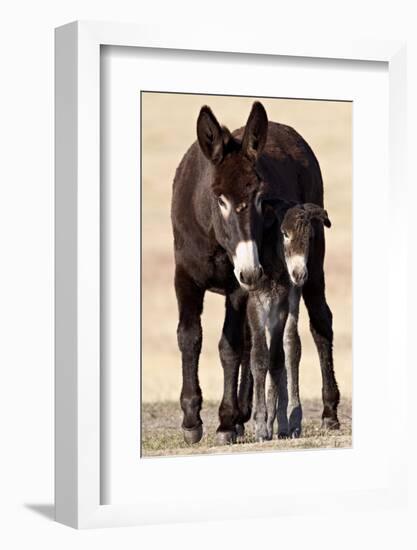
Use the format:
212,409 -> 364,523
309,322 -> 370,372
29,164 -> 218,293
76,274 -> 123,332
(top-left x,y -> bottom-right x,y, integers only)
303,228 -> 340,429
267,304 -> 289,439
248,300 -> 270,442
284,287 -> 302,438
175,266 -> 205,444
216,290 -> 247,445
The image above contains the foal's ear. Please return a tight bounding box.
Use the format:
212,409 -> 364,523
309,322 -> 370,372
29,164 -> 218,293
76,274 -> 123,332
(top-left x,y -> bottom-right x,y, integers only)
303,203 -> 332,228
242,102 -> 268,162
197,106 -> 227,165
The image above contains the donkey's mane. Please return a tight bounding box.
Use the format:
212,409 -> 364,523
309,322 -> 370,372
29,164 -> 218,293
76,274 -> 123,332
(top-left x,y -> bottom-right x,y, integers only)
211,149 -> 262,198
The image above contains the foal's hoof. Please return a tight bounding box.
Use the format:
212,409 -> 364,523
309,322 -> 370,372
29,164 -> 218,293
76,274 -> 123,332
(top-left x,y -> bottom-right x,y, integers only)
322,417 -> 340,430
255,425 -> 270,443
182,424 -> 203,445
215,430 -> 236,446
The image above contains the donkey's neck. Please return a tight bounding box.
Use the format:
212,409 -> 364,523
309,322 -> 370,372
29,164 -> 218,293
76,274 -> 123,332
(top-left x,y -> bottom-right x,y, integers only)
260,226 -> 288,285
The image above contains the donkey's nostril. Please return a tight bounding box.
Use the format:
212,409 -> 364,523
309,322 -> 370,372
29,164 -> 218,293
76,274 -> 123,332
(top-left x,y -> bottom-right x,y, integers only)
239,270 -> 252,285
240,267 -> 263,287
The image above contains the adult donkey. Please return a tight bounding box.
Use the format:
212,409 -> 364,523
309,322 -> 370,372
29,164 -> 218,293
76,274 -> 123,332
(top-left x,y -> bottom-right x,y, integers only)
171,101 -> 340,445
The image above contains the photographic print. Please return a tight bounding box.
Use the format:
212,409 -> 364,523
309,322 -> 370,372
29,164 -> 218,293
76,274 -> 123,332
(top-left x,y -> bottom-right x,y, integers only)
141,92 -> 352,457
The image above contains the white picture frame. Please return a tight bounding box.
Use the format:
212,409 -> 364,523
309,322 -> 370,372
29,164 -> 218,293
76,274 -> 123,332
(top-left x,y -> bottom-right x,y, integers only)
55,21 -> 408,529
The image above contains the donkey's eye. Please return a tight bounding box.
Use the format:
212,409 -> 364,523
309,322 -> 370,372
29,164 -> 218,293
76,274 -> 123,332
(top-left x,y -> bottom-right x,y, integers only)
282,230 -> 289,239
218,197 -> 226,208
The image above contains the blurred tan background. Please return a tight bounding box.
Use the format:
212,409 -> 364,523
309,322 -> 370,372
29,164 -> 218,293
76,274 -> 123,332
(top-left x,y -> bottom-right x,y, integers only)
141,92 -> 352,405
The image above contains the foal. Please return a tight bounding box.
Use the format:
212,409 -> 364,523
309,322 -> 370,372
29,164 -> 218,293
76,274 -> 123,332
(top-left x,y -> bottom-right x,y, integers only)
247,203 -> 332,441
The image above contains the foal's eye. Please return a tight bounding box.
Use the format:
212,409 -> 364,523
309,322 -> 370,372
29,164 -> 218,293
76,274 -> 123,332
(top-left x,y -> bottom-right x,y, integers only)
282,230 -> 289,239
218,197 -> 226,208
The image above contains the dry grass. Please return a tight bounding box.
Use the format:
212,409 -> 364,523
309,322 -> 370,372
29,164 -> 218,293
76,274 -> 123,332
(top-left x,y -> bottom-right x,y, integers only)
142,398 -> 352,457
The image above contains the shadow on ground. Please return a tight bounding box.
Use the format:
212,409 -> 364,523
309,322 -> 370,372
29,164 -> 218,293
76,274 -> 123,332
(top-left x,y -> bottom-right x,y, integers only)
25,504 -> 55,521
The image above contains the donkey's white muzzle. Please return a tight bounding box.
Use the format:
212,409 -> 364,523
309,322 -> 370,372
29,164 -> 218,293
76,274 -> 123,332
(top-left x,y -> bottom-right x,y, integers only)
233,240 -> 263,289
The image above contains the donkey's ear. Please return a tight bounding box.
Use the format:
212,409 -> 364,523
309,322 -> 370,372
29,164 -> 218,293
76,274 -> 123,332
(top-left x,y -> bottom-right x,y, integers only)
197,106 -> 225,165
303,203 -> 332,228
242,102 -> 268,162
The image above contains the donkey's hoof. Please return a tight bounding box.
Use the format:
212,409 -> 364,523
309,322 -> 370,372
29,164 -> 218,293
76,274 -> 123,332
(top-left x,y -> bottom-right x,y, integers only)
182,424 -> 203,445
278,431 -> 289,439
215,430 -> 236,446
322,418 -> 340,430
290,427 -> 302,439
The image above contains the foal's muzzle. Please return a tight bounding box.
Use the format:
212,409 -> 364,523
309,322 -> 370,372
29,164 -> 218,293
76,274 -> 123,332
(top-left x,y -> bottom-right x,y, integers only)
291,267 -> 308,287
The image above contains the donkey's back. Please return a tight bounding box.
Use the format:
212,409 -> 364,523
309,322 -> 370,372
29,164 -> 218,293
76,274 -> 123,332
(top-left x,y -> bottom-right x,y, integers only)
232,121 -> 324,207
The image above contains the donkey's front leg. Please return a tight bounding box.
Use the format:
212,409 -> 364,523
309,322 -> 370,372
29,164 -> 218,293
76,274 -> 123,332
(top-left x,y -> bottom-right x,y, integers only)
216,290 -> 247,445
236,319 -> 253,439
284,287 -> 302,438
175,266 -> 205,444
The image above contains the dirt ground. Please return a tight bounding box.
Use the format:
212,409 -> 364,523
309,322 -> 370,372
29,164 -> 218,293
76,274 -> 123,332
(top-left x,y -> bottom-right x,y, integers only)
142,398 -> 352,457
141,93 -> 352,455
